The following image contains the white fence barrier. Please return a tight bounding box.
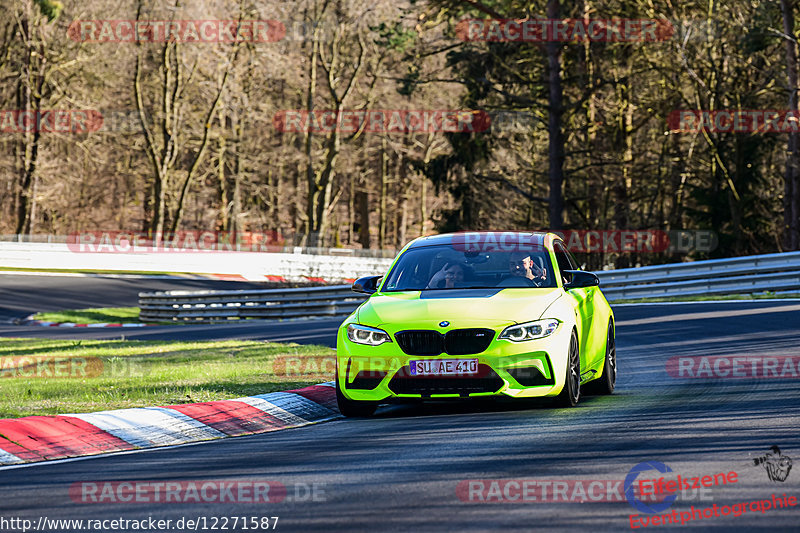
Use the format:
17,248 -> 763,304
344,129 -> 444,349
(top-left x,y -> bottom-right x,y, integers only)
0,241 -> 395,282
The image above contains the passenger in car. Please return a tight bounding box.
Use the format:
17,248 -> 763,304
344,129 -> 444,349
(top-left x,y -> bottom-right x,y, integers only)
426,262 -> 466,289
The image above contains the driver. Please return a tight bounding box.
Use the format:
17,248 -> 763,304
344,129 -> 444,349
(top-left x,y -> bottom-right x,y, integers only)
508,251 -> 547,286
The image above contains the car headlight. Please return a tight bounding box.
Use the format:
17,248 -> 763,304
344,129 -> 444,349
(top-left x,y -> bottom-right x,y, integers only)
346,324 -> 393,346
499,319 -> 560,342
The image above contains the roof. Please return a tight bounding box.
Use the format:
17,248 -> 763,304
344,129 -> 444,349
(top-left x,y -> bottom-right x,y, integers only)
406,231 -> 554,250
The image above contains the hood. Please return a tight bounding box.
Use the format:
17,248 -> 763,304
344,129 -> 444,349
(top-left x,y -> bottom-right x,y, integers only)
357,288 -> 563,330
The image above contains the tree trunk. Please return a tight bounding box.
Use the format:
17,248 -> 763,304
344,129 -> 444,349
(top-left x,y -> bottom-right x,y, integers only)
781,0 -> 800,250
348,173 -> 355,244
292,164 -> 305,245
133,25 -> 172,241
546,0 -> 565,230
397,154 -> 408,247
378,137 -> 388,249
614,70 -> 633,267
303,11 -> 321,246
357,189 -> 371,248
419,178 -> 427,236
420,131 -> 436,236
218,108 -> 229,231
310,128 -> 340,247
14,3 -> 44,235
231,110 -> 242,234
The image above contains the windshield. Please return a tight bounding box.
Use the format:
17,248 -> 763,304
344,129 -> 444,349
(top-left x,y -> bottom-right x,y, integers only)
381,244 -> 557,291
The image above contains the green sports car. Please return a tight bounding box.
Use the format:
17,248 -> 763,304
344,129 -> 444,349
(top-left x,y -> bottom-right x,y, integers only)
335,231 -> 616,416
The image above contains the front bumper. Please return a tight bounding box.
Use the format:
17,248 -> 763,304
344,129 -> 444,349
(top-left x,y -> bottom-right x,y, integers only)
336,322 -> 571,402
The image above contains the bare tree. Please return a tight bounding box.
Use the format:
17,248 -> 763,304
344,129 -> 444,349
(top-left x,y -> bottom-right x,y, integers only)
780,0 -> 800,250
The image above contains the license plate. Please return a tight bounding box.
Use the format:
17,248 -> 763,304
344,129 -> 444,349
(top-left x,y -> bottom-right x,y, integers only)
409,359 -> 478,376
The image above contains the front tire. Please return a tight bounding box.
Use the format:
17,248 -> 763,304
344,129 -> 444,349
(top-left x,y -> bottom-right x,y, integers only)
585,322 -> 616,395
335,364 -> 378,417
555,331 -> 581,407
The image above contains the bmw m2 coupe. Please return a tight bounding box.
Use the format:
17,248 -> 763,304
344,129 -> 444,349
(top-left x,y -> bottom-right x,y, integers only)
335,232 -> 616,416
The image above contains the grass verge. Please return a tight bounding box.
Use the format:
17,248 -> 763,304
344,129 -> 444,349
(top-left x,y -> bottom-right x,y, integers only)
0,338 -> 334,418
32,307 -> 143,324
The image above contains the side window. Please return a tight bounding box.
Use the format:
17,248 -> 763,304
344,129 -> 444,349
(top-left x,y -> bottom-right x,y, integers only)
553,242 -> 577,285
566,250 -> 582,271
553,242 -> 574,274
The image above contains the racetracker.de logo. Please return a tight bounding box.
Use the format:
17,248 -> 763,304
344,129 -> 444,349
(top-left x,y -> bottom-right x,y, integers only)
452,232 -> 546,253
455,479 -> 705,503
273,110 -> 491,133
66,231 -> 284,253
0,110 -> 103,134
67,20 -> 285,43
0,357 -> 105,379
69,481 -> 325,504
553,230 -> 670,253
450,230 -> 715,254
273,356 -> 336,377
668,110 -> 800,133
666,356 -> 800,379
455,18 -> 673,42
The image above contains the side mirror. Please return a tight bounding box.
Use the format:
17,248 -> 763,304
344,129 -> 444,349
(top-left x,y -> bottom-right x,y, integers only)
563,270 -> 599,290
352,275 -> 382,295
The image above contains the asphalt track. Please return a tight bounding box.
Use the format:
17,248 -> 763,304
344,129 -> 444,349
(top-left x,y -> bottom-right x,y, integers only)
0,274 -> 265,322
0,275 -> 799,531
0,274 -> 342,345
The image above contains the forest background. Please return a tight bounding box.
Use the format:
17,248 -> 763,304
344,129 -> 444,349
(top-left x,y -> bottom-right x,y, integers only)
3,0 -> 800,269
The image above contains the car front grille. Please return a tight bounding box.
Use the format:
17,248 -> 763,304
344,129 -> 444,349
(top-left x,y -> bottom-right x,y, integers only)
394,330 -> 444,355
395,329 -> 495,356
444,328 -> 494,355
388,364 -> 504,396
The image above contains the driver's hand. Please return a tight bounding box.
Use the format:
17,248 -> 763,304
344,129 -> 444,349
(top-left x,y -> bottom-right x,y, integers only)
427,265 -> 448,288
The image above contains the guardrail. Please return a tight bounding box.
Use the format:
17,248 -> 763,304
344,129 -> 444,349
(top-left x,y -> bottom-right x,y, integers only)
596,251 -> 800,300
139,285 -> 359,322
139,251 -> 800,322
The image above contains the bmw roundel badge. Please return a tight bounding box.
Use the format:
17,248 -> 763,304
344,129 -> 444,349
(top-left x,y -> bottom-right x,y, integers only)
439,321 -> 450,327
